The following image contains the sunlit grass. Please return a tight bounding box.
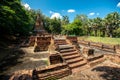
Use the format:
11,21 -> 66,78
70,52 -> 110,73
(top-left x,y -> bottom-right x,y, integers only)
78,36 -> 120,45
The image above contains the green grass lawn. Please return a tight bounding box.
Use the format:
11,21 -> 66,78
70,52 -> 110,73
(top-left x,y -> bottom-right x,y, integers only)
78,36 -> 120,45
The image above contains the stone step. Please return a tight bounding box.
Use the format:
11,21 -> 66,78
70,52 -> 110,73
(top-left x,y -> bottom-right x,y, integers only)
63,54 -> 80,60
66,57 -> 83,64
89,57 -> 105,67
59,45 -> 74,50
88,54 -> 104,62
38,68 -> 71,80
60,48 -> 76,53
61,51 -> 78,56
69,60 -> 87,69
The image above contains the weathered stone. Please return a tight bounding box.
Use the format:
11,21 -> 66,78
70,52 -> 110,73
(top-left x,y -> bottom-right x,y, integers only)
29,36 -> 36,46
78,40 -> 90,46
115,45 -> 120,54
34,36 -> 51,51
83,47 -> 94,57
49,54 -> 63,65
36,63 -> 71,80
90,42 -> 103,49
102,44 -> 115,52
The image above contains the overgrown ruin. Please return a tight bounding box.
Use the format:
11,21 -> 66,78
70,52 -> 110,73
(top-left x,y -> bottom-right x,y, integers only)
2,14 -> 120,80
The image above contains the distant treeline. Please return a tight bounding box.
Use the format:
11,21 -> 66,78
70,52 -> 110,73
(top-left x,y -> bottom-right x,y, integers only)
44,12 -> 120,38
0,0 -> 120,38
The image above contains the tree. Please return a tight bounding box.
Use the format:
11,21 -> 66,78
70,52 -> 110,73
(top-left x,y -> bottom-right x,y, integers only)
44,17 -> 62,34
92,17 -> 102,36
74,14 -> 89,35
104,12 -> 120,37
0,0 -> 37,37
62,15 -> 69,25
63,18 -> 83,36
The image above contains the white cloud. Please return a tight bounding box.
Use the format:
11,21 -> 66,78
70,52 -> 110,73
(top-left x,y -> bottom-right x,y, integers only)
117,2 -> 120,8
23,3 -> 31,10
89,12 -> 95,16
50,13 -> 62,19
67,9 -> 75,13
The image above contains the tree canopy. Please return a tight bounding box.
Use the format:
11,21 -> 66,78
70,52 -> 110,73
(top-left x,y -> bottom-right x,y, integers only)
0,0 -> 120,38
0,0 -> 37,37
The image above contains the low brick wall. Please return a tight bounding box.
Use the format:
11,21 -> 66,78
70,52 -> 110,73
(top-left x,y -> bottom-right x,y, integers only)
79,40 -> 119,53
35,63 -> 71,80
90,42 -> 103,49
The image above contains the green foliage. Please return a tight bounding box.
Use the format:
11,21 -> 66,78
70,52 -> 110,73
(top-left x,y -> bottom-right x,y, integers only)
62,15 -> 69,25
62,18 -> 83,36
0,0 -> 120,38
44,17 -> 61,34
104,12 -> 120,37
114,27 -> 120,37
0,0 -> 36,37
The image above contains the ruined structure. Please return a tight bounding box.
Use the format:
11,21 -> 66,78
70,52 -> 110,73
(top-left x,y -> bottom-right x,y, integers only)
9,15 -> 120,80
34,14 -> 48,36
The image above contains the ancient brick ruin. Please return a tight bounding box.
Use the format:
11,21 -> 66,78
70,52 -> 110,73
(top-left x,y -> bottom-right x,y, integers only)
9,15 -> 120,80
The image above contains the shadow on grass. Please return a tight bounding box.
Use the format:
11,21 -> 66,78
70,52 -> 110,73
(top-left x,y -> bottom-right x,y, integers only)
92,66 -> 120,80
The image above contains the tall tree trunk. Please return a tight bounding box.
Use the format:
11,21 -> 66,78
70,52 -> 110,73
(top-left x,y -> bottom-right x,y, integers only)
102,30 -> 105,37
109,29 -> 113,38
94,30 -> 97,36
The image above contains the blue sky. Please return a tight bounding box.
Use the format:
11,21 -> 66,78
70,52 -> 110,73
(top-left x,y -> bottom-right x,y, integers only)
22,0 -> 120,22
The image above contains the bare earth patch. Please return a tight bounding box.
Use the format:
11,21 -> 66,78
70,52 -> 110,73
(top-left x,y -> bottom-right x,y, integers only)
60,60 -> 120,80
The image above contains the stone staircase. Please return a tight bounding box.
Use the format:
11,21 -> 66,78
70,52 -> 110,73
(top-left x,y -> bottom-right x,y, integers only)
58,45 -> 89,73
